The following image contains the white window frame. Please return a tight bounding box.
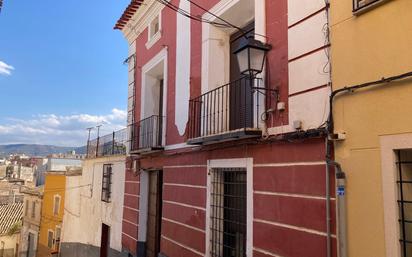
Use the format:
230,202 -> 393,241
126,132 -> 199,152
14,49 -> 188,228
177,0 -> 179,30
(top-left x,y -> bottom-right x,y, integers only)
53,195 -> 61,216
140,47 -> 168,147
206,158 -> 253,257
380,133 -> 412,257
146,12 -> 162,49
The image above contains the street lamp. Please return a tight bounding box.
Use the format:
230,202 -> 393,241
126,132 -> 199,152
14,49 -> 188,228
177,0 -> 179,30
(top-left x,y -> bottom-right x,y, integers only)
233,36 -> 272,77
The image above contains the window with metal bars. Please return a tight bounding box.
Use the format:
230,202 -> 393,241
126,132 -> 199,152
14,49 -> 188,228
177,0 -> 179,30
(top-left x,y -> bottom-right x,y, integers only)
353,0 -> 388,12
396,150 -> 412,256
102,164 -> 112,203
210,168 -> 247,257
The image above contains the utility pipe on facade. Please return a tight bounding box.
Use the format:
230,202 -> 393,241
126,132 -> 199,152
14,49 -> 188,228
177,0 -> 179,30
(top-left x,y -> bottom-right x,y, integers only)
326,71 -> 412,257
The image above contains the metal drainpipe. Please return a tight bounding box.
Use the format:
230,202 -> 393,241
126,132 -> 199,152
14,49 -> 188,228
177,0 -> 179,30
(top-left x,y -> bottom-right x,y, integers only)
336,168 -> 347,257
326,158 -> 332,257
326,158 -> 347,257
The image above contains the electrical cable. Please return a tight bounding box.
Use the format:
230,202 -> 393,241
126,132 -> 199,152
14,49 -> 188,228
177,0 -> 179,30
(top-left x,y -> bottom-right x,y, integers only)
154,0 -> 270,39
327,71 -> 412,135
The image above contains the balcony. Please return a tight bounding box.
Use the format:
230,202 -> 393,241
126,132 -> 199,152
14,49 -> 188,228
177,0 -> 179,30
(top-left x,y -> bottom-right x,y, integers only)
187,77 -> 268,145
86,128 -> 127,158
129,115 -> 164,154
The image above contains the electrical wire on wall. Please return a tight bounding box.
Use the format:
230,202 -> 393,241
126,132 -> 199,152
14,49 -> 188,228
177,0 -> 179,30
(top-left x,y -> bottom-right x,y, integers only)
153,0 -> 270,39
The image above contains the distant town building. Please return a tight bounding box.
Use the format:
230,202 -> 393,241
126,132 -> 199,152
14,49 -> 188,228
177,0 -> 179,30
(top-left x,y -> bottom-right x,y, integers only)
35,157 -> 82,187
19,187 -> 42,257
37,172 -> 66,257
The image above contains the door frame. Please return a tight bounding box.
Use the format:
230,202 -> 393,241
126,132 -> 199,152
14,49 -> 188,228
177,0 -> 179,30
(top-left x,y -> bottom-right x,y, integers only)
137,169 -> 163,257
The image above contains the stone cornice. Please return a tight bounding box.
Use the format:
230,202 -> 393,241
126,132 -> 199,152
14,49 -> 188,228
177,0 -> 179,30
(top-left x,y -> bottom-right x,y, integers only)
121,0 -> 166,44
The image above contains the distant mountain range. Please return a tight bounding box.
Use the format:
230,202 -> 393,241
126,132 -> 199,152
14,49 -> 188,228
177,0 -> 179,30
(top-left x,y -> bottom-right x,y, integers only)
0,144 -> 86,157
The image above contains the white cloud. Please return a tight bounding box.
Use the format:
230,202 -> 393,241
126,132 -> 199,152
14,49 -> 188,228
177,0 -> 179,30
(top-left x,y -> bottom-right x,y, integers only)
0,60 -> 14,76
0,108 -> 127,146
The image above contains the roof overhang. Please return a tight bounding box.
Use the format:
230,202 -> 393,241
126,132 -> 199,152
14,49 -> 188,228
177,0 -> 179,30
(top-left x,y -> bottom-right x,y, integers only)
114,0 -> 145,30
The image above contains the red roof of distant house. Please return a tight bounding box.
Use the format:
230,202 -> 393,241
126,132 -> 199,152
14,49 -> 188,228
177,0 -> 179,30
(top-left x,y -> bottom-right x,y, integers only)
114,0 -> 144,30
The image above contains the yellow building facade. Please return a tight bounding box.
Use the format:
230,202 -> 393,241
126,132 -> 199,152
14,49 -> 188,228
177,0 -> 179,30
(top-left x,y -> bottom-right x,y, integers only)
330,0 -> 412,256
38,173 -> 65,257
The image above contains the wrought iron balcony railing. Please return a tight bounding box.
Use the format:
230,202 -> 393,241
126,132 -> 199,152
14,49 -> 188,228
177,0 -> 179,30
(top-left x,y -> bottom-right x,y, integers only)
188,76 -> 268,144
129,115 -> 164,153
86,128 -> 127,158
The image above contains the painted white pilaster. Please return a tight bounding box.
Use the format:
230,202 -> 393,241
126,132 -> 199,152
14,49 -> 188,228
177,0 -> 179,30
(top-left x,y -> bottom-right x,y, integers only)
175,0 -> 191,136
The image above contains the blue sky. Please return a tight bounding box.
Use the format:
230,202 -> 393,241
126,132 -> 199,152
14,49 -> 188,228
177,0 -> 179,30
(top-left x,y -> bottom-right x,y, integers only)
0,0 -> 130,146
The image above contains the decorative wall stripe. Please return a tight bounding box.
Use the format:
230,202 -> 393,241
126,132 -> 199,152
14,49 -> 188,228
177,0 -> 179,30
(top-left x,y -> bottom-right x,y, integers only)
254,161 -> 325,167
288,44 -> 330,63
123,219 -> 138,227
162,217 -> 205,233
161,235 -> 204,257
125,181 -> 140,184
164,183 -> 207,189
164,165 -> 207,169
288,6 -> 327,29
254,219 -> 336,238
288,84 -> 329,97
124,206 -> 139,212
124,193 -> 140,198
254,191 -> 336,201
122,232 -> 138,241
163,200 -> 206,211
254,247 -> 284,257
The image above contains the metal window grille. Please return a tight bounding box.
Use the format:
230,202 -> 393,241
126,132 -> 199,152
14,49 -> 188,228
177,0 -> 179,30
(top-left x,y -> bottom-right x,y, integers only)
397,150 -> 412,257
353,0 -> 384,12
210,168 -> 247,257
102,164 -> 112,203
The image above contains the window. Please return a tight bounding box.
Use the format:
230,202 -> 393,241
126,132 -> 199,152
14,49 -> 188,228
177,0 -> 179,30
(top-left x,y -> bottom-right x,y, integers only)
53,195 -> 61,216
210,168 -> 247,257
31,202 -> 36,219
396,150 -> 412,256
102,164 -> 112,202
25,200 -> 29,216
353,0 -> 388,13
0,241 -> 4,257
146,14 -> 161,49
47,230 -> 54,249
149,15 -> 160,39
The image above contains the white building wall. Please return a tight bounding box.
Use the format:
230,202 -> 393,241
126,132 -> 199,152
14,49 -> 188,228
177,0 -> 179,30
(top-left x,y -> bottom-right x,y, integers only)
61,156 -> 125,255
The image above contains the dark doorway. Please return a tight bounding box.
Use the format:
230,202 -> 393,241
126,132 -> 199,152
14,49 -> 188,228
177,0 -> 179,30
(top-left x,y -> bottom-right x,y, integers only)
229,22 -> 255,130
146,170 -> 163,257
27,233 -> 35,257
100,224 -> 110,257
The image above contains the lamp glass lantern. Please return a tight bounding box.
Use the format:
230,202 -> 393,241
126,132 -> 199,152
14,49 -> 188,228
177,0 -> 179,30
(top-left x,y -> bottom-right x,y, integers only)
233,37 -> 271,77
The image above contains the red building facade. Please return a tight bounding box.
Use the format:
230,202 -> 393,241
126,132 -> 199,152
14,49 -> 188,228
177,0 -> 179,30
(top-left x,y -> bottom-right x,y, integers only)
115,1 -> 336,257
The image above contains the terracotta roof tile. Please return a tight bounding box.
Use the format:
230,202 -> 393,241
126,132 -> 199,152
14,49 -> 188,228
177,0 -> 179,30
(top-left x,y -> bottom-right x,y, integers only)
114,0 -> 145,30
0,202 -> 23,235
